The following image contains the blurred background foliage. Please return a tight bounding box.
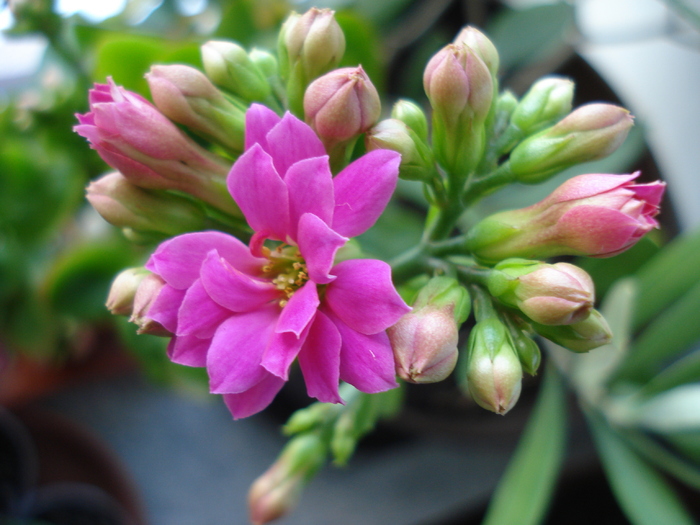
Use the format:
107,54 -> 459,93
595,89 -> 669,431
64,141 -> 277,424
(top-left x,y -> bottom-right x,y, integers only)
0,0 -> 698,523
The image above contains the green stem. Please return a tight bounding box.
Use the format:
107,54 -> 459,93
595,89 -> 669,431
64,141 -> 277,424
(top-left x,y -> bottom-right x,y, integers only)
462,161 -> 515,207
468,283 -> 498,322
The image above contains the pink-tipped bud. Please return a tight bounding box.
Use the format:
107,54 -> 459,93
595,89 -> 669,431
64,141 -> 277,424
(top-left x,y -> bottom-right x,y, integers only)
106,267 -> 149,316
487,258 -> 595,325
129,273 -> 170,336
146,64 -> 246,153
304,66 -> 381,148
279,8 -> 345,81
249,433 -> 326,525
465,171 -> 665,262
74,79 -> 237,215
86,172 -> 208,242
532,309 -> 613,353
509,103 -> 634,183
365,119 -> 434,181
465,318 -> 522,415
201,40 -> 271,102
452,26 -> 499,77
389,277 -> 470,383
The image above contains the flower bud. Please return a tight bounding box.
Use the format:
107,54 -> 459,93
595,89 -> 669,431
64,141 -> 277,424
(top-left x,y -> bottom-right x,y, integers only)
249,433 -> 326,525
304,66 -> 381,149
465,318 -> 522,415
391,99 -> 429,143
509,103 -> 634,183
106,267 -> 149,316
389,277 -> 470,384
424,43 -> 493,177
532,309 -> 612,353
201,40 -> 271,103
249,48 -> 279,79
465,171 -> 665,262
74,79 -> 237,216
452,26 -> 499,77
487,258 -> 594,325
510,76 -> 574,136
87,172 -> 208,242
146,64 -> 246,153
279,8 -> 345,82
130,273 -> 170,336
365,119 -> 434,181
510,326 -> 541,376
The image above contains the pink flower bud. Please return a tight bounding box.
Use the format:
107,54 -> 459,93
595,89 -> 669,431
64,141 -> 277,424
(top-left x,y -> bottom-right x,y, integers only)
130,273 -> 170,336
452,26 -> 499,77
74,79 -> 237,215
465,318 -> 522,414
487,259 -> 594,325
146,65 -> 246,153
249,434 -> 326,524
466,171 -> 666,262
86,172 -> 208,242
106,267 -> 149,316
304,66 -> 381,147
509,103 -> 634,183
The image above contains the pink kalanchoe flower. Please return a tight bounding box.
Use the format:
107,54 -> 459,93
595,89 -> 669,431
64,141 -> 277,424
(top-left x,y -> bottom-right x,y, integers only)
143,104 -> 410,418
466,171 -> 666,263
74,79 -> 236,215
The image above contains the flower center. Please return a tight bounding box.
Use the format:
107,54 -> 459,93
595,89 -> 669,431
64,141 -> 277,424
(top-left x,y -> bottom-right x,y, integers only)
261,244 -> 309,307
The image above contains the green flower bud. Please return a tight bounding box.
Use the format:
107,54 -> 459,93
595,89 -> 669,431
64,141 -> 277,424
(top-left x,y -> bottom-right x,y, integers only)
146,65 -> 246,153
86,172 -> 208,243
106,267 -> 149,316
249,48 -> 279,79
465,317 -> 522,414
511,76 -> 574,137
248,433 -> 326,524
365,119 -> 434,181
509,325 -> 541,376
487,258 -> 595,325
391,99 -> 429,143
509,103 -> 633,183
532,309 -> 613,353
201,40 -> 271,103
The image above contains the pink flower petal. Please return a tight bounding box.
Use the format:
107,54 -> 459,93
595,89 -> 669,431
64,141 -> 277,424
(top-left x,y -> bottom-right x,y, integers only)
324,259 -> 410,335
167,334 -> 210,367
275,281 -> 319,336
222,373 -> 286,419
285,156 -> 335,238
325,309 -> 398,393
146,231 -> 264,289
547,172 -> 639,203
227,144 -> 290,241
298,311 -> 342,403
557,205 -> 642,256
200,250 -> 280,312
266,112 -> 326,177
207,306 -> 279,394
332,149 -> 401,237
297,213 -> 348,284
176,279 -> 231,338
148,284 -> 186,333
261,328 -> 309,381
245,104 -> 282,151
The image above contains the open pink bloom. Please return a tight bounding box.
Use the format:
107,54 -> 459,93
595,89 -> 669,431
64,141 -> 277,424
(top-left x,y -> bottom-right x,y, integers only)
144,104 -> 409,418
466,171 -> 665,263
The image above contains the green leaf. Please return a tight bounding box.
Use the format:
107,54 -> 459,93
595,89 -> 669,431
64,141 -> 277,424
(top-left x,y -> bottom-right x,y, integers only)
481,365 -> 566,525
615,279 -> 700,383
487,3 -> 575,74
633,226 -> 700,330
639,349 -> 700,397
630,385 -> 700,433
357,200 -> 424,260
588,412 -> 695,525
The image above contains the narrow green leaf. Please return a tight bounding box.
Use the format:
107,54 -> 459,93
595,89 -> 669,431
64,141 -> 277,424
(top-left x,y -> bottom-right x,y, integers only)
616,280 -> 700,383
632,385 -> 700,433
482,365 -> 566,525
634,227 -> 700,330
588,412 -> 695,525
639,349 -> 700,397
